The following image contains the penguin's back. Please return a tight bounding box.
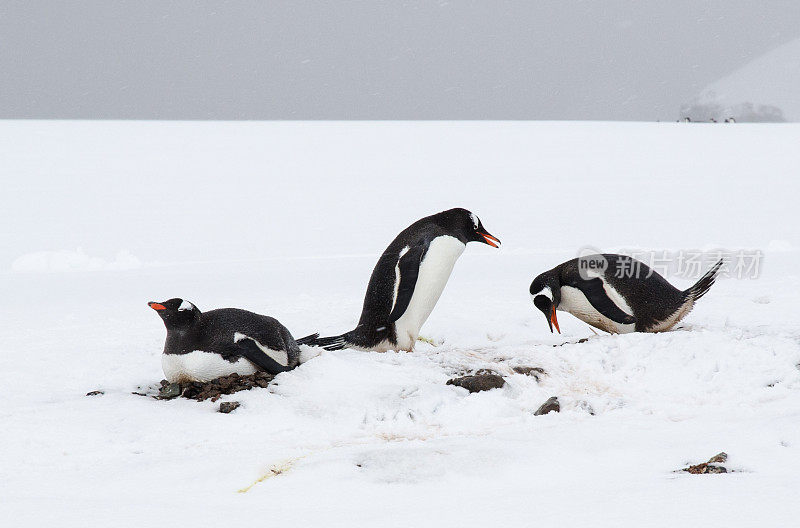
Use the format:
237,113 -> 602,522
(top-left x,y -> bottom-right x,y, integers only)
559,254 -> 686,331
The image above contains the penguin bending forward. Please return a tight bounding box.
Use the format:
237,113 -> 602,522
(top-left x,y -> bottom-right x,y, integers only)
313,208 -> 500,352
149,298 -> 318,383
529,254 -> 723,334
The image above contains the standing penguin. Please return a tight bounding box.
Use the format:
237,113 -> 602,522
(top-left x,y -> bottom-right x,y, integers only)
529,254 -> 723,334
149,298 -> 318,383
314,208 -> 500,352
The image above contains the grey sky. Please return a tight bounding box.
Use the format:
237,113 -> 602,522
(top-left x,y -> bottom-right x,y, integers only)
1,1 -> 798,120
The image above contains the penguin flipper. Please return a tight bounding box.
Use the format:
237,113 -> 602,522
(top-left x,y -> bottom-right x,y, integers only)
573,278 -> 636,325
388,245 -> 427,323
231,334 -> 294,374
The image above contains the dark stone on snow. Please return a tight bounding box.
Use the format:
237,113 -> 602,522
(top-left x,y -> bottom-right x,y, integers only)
85,390 -> 104,396
219,401 -> 241,414
534,396 -> 560,415
707,452 -> 727,464
512,366 -> 546,381
447,374 -> 506,393
158,382 -> 182,399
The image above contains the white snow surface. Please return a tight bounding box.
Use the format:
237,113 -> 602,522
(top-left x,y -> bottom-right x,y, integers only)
11,248 -> 142,272
1,121 -> 799,526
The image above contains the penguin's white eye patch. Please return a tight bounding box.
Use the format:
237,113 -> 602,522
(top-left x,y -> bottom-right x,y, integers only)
469,212 -> 479,229
533,287 -> 553,301
178,300 -> 194,311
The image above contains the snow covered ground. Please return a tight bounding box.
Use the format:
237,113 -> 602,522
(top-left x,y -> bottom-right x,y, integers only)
2,121 -> 799,526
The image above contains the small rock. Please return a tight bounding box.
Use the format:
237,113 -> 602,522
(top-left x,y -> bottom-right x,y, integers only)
707,452 -> 727,464
446,374 -> 506,393
534,396 -> 560,416
512,366 -> 545,381
474,368 -> 500,376
158,382 -> 182,399
219,401 -> 240,413
85,390 -> 104,396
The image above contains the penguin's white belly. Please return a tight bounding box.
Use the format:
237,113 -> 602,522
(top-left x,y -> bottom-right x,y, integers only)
392,236 -> 465,350
558,285 -> 636,334
162,351 -> 257,383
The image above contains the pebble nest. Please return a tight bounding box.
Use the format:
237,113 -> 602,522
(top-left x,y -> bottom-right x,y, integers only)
680,452 -> 729,474
158,371 -> 275,402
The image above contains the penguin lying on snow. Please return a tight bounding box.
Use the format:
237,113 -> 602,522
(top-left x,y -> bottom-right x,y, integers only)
529,254 -> 723,334
313,208 -> 501,352
149,298 -> 318,383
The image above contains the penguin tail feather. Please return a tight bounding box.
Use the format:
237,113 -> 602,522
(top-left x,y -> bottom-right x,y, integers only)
310,334 -> 349,351
686,258 -> 724,301
295,333 -> 320,346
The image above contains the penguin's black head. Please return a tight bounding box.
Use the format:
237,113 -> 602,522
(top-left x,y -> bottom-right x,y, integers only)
436,208 -> 501,248
148,298 -> 200,329
529,273 -> 561,334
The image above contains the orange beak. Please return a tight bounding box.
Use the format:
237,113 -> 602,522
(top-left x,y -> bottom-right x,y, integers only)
551,305 -> 561,334
479,232 -> 501,248
148,302 -> 166,311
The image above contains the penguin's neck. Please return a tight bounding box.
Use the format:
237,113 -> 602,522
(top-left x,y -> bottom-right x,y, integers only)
165,320 -> 203,354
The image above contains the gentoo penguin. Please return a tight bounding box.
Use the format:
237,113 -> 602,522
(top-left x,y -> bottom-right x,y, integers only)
529,254 -> 723,334
148,298 -> 318,383
313,208 -> 500,352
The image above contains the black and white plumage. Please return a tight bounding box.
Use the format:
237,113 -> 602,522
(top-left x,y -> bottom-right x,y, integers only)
313,208 -> 500,352
148,298 -> 318,383
529,254 -> 723,334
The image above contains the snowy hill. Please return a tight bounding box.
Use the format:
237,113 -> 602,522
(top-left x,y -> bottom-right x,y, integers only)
682,37 -> 800,122
1,121 -> 799,526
